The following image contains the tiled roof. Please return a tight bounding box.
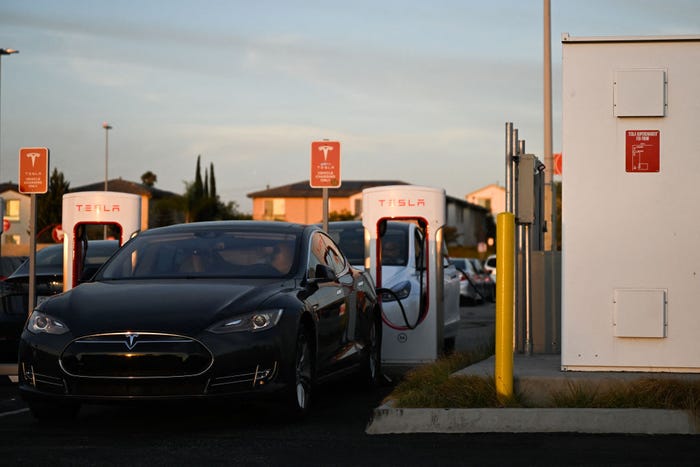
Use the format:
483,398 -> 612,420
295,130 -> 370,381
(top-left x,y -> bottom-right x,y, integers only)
247,180 -> 409,198
71,178 -> 181,199
0,182 -> 19,193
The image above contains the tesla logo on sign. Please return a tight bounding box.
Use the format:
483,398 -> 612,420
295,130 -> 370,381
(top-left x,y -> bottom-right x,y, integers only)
310,141 -> 341,188
377,198 -> 426,208
626,130 -> 660,173
75,204 -> 121,212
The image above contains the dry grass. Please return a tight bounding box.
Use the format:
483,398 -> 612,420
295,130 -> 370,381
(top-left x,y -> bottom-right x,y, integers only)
387,348 -> 525,408
387,351 -> 700,415
549,378 -> 700,415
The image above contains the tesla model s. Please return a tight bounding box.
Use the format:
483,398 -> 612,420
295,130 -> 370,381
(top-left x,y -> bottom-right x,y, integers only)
18,221 -> 382,420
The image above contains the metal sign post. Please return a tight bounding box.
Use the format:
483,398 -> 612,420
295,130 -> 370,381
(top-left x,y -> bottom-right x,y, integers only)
19,147 -> 49,316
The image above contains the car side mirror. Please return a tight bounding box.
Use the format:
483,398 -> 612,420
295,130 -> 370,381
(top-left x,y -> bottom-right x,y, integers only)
315,264 -> 336,282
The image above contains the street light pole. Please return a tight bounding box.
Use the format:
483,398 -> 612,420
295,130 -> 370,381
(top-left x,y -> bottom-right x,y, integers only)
102,122 -> 112,191
0,48 -> 18,179
102,122 -> 112,239
0,48 -> 19,258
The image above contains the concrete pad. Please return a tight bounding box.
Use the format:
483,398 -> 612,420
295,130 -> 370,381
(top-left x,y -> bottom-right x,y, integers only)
366,353 -> 700,434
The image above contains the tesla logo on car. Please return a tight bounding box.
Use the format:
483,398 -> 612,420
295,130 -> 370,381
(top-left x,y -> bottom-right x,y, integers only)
377,198 -> 426,208
124,333 -> 139,350
75,204 -> 121,213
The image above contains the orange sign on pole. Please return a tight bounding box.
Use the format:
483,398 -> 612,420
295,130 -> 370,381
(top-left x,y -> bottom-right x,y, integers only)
554,152 -> 562,175
310,141 -> 341,188
19,147 -> 49,194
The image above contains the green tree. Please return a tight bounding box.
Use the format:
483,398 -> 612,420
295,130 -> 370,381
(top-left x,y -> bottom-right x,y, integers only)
141,171 -> 157,187
36,169 -> 70,242
185,155 -> 251,222
329,209 -> 356,221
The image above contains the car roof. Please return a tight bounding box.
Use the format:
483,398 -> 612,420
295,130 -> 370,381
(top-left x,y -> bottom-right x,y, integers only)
138,220 -> 312,237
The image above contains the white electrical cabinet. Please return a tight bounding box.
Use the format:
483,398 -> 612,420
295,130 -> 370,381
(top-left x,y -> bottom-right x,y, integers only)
561,34 -> 700,372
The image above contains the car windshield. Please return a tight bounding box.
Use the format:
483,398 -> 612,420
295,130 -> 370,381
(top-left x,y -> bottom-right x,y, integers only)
381,225 -> 408,267
35,246 -> 63,267
328,224 -> 365,266
99,229 -> 300,279
10,241 -> 119,277
330,222 -> 409,267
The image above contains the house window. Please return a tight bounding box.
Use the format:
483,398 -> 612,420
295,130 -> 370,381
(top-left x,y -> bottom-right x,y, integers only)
263,199 -> 285,221
6,199 -> 20,220
3,234 -> 20,245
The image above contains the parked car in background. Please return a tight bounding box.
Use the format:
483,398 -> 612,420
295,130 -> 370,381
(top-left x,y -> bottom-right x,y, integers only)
0,241 -> 120,368
0,256 -> 27,281
449,257 -> 481,305
468,257 -> 495,302
484,254 -> 497,284
328,220 -> 461,353
18,221 -> 382,420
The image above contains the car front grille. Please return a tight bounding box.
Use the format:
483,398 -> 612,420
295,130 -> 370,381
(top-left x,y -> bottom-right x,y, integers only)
60,332 -> 213,378
70,379 -> 208,397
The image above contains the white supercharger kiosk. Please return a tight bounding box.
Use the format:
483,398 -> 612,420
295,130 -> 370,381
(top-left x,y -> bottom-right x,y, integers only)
62,191 -> 141,291
362,185 -> 447,366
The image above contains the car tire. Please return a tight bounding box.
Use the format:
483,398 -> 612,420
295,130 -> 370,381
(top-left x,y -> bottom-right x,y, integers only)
361,312 -> 382,388
28,399 -> 80,421
284,325 -> 313,419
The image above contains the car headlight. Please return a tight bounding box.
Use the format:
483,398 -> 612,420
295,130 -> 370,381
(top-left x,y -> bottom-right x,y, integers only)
26,310 -> 70,335
380,280 -> 411,302
207,309 -> 283,334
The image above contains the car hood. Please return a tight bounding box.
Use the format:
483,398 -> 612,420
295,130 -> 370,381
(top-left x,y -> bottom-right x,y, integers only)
377,266 -> 418,288
41,279 -> 290,335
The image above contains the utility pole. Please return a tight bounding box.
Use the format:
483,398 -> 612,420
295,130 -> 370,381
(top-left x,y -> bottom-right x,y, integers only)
543,0 -> 555,250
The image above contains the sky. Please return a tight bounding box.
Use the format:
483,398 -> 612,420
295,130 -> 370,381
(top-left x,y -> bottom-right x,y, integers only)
0,1 -> 698,214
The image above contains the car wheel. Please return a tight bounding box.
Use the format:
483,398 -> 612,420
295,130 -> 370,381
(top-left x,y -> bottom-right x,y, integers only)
361,313 -> 382,388
284,326 -> 313,419
28,399 -> 80,421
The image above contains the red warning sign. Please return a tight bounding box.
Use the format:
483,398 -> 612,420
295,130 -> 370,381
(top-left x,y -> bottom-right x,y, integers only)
310,141 -> 341,188
626,130 -> 659,173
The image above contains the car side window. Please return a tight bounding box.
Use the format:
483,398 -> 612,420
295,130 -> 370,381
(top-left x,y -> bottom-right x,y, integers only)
307,232 -> 347,279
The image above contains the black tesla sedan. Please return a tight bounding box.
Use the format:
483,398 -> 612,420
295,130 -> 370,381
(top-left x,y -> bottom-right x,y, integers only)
18,221 -> 382,420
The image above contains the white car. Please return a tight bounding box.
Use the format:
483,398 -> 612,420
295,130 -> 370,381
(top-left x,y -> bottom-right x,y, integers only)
450,257 -> 482,305
329,221 -> 461,353
484,254 -> 497,284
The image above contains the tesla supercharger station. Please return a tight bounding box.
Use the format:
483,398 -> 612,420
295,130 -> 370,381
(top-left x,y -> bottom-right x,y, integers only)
62,191 -> 141,291
362,185 -> 447,366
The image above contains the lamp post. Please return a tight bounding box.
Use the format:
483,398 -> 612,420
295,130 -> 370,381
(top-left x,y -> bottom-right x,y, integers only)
102,122 -> 112,239
0,48 -> 19,257
102,122 -> 112,191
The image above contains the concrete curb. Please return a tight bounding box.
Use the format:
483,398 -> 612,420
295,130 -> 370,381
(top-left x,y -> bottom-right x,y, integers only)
366,405 -> 700,434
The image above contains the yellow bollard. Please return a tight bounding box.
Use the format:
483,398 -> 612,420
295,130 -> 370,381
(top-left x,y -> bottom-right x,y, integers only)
495,212 -> 515,401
